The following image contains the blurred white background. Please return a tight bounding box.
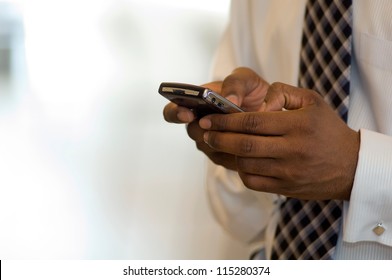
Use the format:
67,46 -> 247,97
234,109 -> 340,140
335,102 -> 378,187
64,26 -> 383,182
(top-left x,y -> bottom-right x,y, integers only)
0,0 -> 249,259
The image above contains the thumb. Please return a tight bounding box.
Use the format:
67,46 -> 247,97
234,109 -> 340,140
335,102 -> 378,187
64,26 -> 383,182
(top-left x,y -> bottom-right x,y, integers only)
201,81 -> 223,93
221,67 -> 269,111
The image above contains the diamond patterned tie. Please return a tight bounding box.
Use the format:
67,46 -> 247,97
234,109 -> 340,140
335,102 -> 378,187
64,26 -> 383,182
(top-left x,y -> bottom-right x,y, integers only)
270,0 -> 352,260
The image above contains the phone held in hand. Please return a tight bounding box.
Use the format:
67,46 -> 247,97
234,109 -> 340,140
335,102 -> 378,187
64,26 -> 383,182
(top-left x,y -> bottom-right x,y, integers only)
158,82 -> 244,117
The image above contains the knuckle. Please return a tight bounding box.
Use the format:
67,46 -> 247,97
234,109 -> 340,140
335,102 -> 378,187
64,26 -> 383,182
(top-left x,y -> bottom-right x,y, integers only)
213,115 -> 229,130
239,137 -> 257,155
269,82 -> 286,93
297,113 -> 317,135
268,82 -> 289,100
241,113 -> 263,134
222,74 -> 243,95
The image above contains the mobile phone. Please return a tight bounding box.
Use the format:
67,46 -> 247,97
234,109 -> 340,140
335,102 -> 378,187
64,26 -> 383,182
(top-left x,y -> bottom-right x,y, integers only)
158,82 -> 244,117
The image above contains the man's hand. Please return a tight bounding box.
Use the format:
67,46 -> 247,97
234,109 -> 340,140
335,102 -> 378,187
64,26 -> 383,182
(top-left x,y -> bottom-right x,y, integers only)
162,68 -> 270,171
200,82 -> 360,201
162,81 -> 239,170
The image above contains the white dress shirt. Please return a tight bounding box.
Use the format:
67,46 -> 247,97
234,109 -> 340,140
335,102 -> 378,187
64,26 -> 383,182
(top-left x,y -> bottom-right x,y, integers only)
207,0 -> 392,259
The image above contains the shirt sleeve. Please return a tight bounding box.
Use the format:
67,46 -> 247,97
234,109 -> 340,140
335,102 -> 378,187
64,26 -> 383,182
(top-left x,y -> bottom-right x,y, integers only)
343,129 -> 392,246
206,160 -> 279,244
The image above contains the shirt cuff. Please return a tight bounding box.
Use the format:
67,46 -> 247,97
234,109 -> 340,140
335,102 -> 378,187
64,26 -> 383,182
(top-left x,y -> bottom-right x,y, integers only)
343,129 -> 392,246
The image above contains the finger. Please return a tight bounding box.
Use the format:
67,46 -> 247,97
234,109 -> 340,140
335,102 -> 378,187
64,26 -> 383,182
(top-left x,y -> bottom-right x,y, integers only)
238,172 -> 325,200
208,152 -> 237,171
186,120 -> 204,142
236,157 -> 283,177
199,111 -> 297,135
264,82 -> 320,111
187,120 -> 227,158
163,102 -> 196,123
221,67 -> 269,110
203,131 -> 287,158
238,171 -> 301,198
238,171 -> 286,194
186,121 -> 237,170
201,81 -> 223,94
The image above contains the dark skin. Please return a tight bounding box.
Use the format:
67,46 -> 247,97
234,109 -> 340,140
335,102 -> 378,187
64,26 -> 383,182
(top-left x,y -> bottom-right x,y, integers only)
163,67 -> 360,201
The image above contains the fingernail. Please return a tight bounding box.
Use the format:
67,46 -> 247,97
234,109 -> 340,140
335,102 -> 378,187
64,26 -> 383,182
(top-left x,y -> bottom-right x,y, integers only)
199,118 -> 212,129
203,131 -> 209,143
177,111 -> 194,122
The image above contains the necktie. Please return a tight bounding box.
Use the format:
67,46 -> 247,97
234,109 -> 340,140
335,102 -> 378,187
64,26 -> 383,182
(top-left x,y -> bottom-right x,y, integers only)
270,0 -> 352,260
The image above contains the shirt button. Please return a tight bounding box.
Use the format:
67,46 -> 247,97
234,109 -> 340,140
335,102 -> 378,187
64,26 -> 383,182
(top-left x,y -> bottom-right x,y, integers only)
373,223 -> 385,236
